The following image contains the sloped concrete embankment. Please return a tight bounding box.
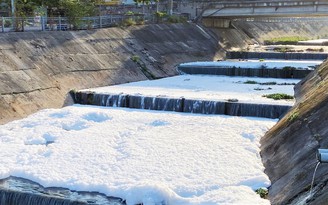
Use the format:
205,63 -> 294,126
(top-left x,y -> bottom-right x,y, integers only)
0,23 -> 221,124
232,20 -> 328,45
260,60 -> 328,204
207,19 -> 328,51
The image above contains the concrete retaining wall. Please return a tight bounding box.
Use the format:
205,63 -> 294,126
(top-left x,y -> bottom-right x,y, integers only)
0,23 -> 221,124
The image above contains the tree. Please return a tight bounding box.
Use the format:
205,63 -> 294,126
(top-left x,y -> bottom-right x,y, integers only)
59,0 -> 96,29
14,0 -> 38,31
133,0 -> 150,14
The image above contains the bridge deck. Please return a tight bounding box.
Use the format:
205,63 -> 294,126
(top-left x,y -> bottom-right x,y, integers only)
202,0 -> 328,18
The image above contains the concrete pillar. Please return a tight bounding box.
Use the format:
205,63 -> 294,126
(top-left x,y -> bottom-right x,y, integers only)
202,18 -> 230,28
1,17 -> 4,32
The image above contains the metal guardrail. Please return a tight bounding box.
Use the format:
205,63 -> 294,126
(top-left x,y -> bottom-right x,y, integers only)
0,15 -> 147,32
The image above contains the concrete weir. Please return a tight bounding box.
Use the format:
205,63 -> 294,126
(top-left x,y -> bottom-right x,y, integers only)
178,65 -> 311,79
227,51 -> 328,60
71,91 -> 291,119
0,177 -> 125,205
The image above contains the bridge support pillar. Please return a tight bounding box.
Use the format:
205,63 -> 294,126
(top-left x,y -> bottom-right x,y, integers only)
202,18 -> 231,28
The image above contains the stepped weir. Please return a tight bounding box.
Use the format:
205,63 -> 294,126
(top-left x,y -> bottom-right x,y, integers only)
0,177 -> 125,205
227,51 -> 328,60
178,65 -> 311,78
71,91 -> 291,119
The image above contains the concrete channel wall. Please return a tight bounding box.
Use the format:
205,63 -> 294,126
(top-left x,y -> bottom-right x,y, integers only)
0,23 -> 220,124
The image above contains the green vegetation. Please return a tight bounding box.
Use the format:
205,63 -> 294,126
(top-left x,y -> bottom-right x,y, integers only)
262,93 -> 294,100
167,15 -> 187,23
264,36 -> 309,45
1,0 -> 97,30
260,82 -> 277,85
244,80 -> 258,84
243,81 -> 295,86
273,47 -> 293,53
123,18 -> 137,26
155,11 -> 167,23
288,110 -> 299,122
244,81 -> 277,85
131,55 -> 140,62
130,55 -> 155,79
61,0 -> 96,30
255,188 -> 268,199
282,66 -> 296,71
306,48 -> 325,52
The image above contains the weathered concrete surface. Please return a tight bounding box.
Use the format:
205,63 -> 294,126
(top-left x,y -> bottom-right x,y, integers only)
232,20 -> 328,44
260,60 -> 328,204
0,23 -> 221,124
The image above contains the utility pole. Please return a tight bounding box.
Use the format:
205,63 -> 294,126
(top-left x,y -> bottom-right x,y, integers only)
11,0 -> 14,16
11,0 -> 15,30
168,0 -> 173,15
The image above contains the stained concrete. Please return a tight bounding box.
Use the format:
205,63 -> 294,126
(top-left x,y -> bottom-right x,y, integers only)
260,60 -> 328,204
0,23 -> 221,124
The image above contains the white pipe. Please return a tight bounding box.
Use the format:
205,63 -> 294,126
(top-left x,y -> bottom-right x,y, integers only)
317,149 -> 328,163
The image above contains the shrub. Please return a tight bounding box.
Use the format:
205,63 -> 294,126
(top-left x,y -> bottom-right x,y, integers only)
282,66 -> 296,71
155,11 -> 167,18
273,47 -> 293,52
262,93 -> 294,100
256,188 -> 268,199
131,55 -> 140,62
260,82 -> 277,85
244,80 -> 258,84
123,18 -> 136,26
167,15 -> 187,23
288,110 -> 299,122
125,11 -> 134,15
4,20 -> 11,27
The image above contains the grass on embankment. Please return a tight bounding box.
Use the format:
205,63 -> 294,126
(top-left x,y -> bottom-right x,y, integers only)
264,36 -> 309,45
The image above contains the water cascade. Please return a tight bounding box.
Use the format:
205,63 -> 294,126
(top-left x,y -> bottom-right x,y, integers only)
227,51 -> 328,60
178,65 -> 311,79
308,149 -> 328,200
71,91 -> 291,119
310,162 -> 321,198
0,177 -> 125,205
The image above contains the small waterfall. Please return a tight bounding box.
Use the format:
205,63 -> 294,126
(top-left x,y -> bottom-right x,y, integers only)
71,91 -> 291,119
177,66 -> 311,79
141,96 -> 145,109
310,162 -> 321,197
0,176 -> 125,205
227,51 -> 328,60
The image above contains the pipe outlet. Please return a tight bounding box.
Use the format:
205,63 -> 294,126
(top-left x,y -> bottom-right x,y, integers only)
317,149 -> 328,163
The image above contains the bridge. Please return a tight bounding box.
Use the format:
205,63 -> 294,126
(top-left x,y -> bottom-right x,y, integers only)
202,0 -> 328,18
199,0 -> 328,27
